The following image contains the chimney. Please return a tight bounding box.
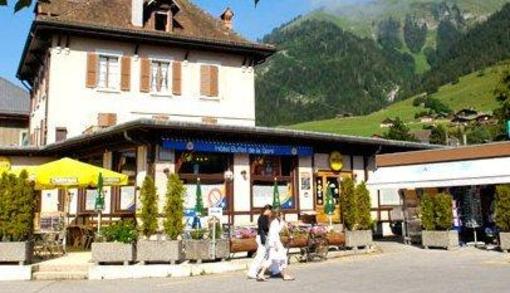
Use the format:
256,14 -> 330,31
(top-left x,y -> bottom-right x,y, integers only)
220,7 -> 234,31
131,0 -> 144,27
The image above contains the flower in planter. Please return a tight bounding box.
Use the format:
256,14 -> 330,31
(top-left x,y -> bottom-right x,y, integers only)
190,229 -> 207,240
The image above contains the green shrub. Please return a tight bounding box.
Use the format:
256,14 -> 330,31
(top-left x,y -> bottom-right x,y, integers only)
138,176 -> 158,238
163,173 -> 185,240
0,171 -> 35,242
190,228 -> 206,240
420,194 -> 436,231
495,185 -> 510,232
434,193 -> 453,231
101,220 -> 138,244
341,177 -> 357,230
356,182 -> 372,230
420,193 -> 453,231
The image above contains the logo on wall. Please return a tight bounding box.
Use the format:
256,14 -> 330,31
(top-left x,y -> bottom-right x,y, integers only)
186,141 -> 194,151
0,157 -> 11,173
329,151 -> 343,171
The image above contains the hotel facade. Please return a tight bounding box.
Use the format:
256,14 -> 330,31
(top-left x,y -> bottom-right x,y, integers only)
1,0 -> 434,232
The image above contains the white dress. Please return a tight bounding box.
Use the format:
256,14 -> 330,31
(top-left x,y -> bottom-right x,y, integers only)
266,219 -> 288,273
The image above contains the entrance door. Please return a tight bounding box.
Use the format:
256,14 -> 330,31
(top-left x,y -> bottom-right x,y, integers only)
314,171 -> 351,224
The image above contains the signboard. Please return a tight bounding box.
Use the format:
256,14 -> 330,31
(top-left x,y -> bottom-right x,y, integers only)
253,184 -> 293,209
163,139 -> 313,156
208,207 -> 223,218
184,184 -> 226,210
329,151 -> 343,171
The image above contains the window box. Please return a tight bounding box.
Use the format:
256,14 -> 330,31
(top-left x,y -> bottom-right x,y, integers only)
345,230 -> 373,250
91,242 -> 135,265
0,241 -> 33,265
137,239 -> 183,265
184,239 -> 230,263
422,230 -> 459,250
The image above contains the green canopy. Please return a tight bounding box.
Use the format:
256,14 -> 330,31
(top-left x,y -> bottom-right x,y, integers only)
272,179 -> 281,209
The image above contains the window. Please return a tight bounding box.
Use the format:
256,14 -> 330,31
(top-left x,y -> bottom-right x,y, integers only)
200,64 -> 219,97
155,11 -> 169,31
55,128 -> 68,142
98,55 -> 120,90
151,60 -> 171,93
112,150 -> 137,213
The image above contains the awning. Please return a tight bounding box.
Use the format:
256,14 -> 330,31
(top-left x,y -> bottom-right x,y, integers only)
367,157 -> 510,189
162,138 -> 313,156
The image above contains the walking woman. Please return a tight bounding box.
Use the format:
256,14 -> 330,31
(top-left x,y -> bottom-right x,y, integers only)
257,209 -> 295,281
247,204 -> 272,279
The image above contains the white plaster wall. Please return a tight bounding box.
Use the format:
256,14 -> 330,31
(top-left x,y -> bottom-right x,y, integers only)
233,215 -> 252,226
46,37 -> 256,143
314,153 -> 352,172
233,153 -> 250,213
298,156 -> 313,211
352,156 -> 365,183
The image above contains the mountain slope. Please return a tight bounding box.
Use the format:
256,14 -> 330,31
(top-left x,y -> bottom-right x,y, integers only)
255,20 -> 415,127
287,61 -> 509,137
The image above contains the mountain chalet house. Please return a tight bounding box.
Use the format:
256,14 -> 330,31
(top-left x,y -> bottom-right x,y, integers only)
4,0 -> 433,232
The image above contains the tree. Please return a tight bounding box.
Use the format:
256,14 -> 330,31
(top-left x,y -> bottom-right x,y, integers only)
382,117 -> 418,142
429,124 -> 448,145
434,193 -> 453,231
495,185 -> 510,232
139,176 -> 158,238
403,15 -> 427,54
340,177 -> 357,230
377,17 -> 403,50
356,182 -> 372,230
420,194 -> 436,231
494,71 -> 510,140
163,173 -> 185,240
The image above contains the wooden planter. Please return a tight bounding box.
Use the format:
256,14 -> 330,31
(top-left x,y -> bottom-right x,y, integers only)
422,230 -> 459,250
137,239 -> 183,264
0,241 -> 33,265
326,232 -> 345,247
499,232 -> 510,253
345,230 -> 373,249
91,242 -> 135,265
184,239 -> 230,263
281,235 -> 309,248
230,238 -> 257,254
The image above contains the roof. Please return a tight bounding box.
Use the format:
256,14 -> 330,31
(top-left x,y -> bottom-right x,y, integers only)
18,0 -> 276,81
0,77 -> 29,116
376,141 -> 510,167
0,119 -> 440,156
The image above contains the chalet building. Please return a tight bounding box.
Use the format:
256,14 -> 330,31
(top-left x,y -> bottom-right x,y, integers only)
0,77 -> 29,146
2,0 -> 436,231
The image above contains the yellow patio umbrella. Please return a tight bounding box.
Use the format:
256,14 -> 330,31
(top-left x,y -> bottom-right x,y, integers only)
12,157 -> 128,251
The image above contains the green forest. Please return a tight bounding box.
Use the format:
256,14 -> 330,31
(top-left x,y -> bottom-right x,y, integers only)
255,1 -> 510,128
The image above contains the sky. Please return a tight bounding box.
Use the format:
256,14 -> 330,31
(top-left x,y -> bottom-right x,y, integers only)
0,0 -> 313,87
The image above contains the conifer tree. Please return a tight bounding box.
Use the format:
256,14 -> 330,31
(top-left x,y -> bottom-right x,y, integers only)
139,176 -> 158,238
495,185 -> 510,232
356,182 -> 372,230
163,174 -> 185,240
341,177 -> 357,230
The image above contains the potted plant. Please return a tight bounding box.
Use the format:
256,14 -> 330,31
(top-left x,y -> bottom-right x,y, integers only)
420,193 -> 459,250
494,185 -> 510,252
185,221 -> 230,263
0,171 -> 35,265
343,179 -> 373,249
230,227 -> 257,254
92,220 -> 137,265
137,174 -> 186,264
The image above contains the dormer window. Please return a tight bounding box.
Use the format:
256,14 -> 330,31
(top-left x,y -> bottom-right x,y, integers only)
155,11 -> 170,31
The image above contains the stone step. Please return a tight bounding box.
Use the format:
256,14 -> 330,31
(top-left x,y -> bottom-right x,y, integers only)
32,271 -> 88,280
33,264 -> 90,273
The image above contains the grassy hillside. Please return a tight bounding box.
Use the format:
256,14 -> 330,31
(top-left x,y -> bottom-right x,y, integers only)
287,61 -> 510,137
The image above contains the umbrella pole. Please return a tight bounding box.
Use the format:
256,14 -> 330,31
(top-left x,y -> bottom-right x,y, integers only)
98,210 -> 102,235
63,187 -> 69,253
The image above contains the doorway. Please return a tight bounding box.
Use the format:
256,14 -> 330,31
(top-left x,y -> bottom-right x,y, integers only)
314,171 -> 351,224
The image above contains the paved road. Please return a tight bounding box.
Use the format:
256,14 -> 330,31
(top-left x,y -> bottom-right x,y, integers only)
2,242 -> 510,293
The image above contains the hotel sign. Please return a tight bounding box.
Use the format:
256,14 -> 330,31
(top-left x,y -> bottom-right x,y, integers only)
162,139 -> 313,156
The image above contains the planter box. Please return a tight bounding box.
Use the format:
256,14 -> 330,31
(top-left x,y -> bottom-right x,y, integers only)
230,238 -> 257,254
0,241 -> 33,265
345,230 -> 373,249
137,239 -> 183,264
422,230 -> 459,250
326,232 -> 345,247
184,239 -> 230,263
499,232 -> 510,253
91,242 -> 135,265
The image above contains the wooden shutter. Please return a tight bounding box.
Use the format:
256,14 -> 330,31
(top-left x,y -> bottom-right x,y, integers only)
172,61 -> 182,96
210,66 -> 219,97
86,52 -> 98,88
120,56 -> 131,91
200,65 -> 210,96
140,58 -> 151,93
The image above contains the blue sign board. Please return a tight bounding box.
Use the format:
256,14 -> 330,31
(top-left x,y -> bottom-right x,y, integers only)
162,139 -> 313,156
